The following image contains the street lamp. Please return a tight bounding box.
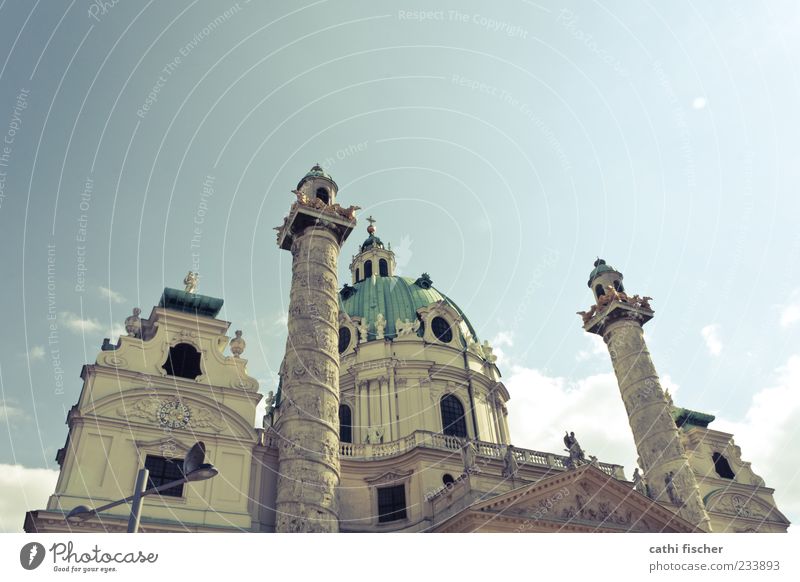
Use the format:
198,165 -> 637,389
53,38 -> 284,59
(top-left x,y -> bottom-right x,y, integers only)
66,441 -> 218,533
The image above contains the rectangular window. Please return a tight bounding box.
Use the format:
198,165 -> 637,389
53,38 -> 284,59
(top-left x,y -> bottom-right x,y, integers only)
377,484 -> 407,523
144,455 -> 185,498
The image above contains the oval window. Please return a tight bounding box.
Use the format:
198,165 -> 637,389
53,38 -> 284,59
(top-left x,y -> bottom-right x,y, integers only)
431,317 -> 453,343
338,327 -> 352,354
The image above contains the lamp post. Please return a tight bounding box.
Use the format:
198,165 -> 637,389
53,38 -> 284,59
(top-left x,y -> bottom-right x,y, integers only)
67,441 -> 218,533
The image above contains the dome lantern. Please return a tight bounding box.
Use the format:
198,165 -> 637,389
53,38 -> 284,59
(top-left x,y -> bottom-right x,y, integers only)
587,258 -> 625,303
349,216 -> 396,283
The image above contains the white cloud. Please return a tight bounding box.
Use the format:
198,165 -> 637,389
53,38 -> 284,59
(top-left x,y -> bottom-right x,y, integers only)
692,96 -> 708,110
393,234 -> 414,275
505,367 -> 638,473
59,311 -> 103,334
779,289 -> 800,327
59,312 -> 124,340
713,354 -> 800,528
0,464 -> 59,532
274,312 -> 289,327
98,286 -> 126,304
701,324 -> 723,356
490,331 -> 514,367
576,333 -> 607,361
0,401 -> 25,424
29,346 -> 45,361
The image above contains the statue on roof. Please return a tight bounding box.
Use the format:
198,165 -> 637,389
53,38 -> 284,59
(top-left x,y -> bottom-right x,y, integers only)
460,438 -> 479,474
502,444 -> 519,478
230,330 -> 246,358
563,431 -> 586,468
124,307 -> 142,338
357,318 -> 369,343
183,271 -> 199,294
375,313 -> 386,340
396,317 -> 420,337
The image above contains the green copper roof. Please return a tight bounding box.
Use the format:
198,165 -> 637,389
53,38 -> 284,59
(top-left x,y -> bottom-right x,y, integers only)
159,288 -> 224,318
672,406 -> 716,430
339,276 -> 478,343
360,233 -> 384,252
296,164 -> 337,190
587,258 -> 621,287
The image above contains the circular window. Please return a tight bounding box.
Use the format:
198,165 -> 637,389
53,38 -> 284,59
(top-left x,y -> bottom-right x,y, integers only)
338,327 -> 352,354
431,316 -> 453,343
442,473 -> 455,487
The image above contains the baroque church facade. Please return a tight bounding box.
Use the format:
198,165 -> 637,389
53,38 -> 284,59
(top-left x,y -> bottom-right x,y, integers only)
24,166 -> 789,533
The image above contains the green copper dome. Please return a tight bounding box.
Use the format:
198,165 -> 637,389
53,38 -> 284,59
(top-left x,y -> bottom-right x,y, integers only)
587,258 -> 621,287
339,276 -> 479,343
297,164 -> 337,190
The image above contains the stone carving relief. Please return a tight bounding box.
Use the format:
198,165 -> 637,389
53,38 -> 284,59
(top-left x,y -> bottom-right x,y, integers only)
395,317 -> 420,337
364,426 -> 385,444
375,313 -> 386,340
555,487 -> 637,528
116,397 -> 225,432
357,318 -> 369,343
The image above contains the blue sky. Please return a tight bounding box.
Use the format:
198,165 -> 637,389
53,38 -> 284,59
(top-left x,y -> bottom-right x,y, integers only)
1,1 -> 799,530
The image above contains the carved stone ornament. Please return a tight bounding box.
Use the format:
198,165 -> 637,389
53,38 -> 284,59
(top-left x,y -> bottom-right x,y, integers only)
395,317 -> 420,337
125,307 -> 142,338
357,318 -> 369,343
229,330 -> 246,357
183,271 -> 199,294
364,468 -> 413,485
375,313 -> 386,340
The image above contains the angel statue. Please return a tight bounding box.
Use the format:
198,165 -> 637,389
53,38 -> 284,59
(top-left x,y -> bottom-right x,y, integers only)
183,271 -> 199,294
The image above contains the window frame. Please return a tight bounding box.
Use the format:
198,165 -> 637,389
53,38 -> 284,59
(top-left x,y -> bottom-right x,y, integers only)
376,483 -> 408,524
440,394 -> 468,438
431,316 -> 453,343
143,454 -> 186,498
339,404 -> 353,443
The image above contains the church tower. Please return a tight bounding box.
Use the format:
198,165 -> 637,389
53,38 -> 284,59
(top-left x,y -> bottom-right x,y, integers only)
273,165 -> 358,532
580,259 -> 712,531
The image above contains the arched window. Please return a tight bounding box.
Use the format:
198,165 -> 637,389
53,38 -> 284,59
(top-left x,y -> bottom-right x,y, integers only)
338,327 -> 352,354
364,260 -> 373,278
316,187 -> 329,205
432,316 -> 453,343
442,473 -> 455,487
379,259 -> 388,276
339,404 -> 352,443
162,343 -> 202,379
614,279 -> 625,292
355,268 -> 360,282
440,394 -> 468,438
712,452 -> 735,479
595,284 -> 605,297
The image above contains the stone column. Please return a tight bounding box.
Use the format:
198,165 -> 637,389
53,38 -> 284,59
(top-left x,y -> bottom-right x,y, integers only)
275,195 -> 356,532
589,307 -> 712,531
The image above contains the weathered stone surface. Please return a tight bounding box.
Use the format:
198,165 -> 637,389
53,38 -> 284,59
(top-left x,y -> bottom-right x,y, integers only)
602,316 -> 712,531
275,226 -> 344,533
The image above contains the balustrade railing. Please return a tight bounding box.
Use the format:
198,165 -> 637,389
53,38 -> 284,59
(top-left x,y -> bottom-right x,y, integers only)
258,427 -> 623,477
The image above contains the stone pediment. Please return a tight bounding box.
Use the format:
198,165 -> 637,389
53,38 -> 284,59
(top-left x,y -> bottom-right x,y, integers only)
704,490 -> 790,526
81,388 -> 256,440
435,464 -> 700,533
364,469 -> 413,485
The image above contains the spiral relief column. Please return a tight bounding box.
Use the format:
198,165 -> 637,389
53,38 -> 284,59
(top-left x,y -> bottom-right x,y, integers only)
581,259 -> 711,531
273,166 -> 357,532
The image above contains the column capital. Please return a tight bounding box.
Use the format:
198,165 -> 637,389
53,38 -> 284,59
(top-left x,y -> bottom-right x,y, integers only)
276,201 -> 357,251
